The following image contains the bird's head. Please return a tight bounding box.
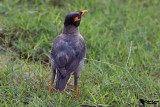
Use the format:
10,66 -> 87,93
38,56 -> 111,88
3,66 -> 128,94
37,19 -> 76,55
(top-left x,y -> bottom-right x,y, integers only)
64,10 -> 88,27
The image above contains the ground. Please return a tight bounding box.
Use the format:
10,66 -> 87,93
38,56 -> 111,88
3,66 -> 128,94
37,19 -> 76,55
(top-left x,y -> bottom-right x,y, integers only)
0,0 -> 160,106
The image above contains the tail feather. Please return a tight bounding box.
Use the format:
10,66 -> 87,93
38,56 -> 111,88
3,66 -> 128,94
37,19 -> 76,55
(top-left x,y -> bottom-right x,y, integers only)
56,71 -> 71,91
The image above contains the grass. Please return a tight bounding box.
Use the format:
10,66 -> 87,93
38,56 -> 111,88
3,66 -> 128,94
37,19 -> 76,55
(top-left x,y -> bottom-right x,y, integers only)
0,0 -> 160,106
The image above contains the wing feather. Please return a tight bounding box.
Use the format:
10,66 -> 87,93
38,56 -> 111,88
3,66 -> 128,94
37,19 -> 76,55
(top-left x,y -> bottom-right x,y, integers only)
51,34 -> 85,77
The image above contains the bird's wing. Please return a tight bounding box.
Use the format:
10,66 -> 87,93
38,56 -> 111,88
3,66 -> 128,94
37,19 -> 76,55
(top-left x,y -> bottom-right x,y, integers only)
51,34 -> 85,77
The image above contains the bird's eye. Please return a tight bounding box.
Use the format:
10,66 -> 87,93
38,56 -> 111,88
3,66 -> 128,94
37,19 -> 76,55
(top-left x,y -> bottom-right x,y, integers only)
80,12 -> 83,15
78,16 -> 81,19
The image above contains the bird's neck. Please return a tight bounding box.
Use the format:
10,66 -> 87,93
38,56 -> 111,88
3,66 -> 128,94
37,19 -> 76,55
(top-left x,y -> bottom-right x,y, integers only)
62,25 -> 79,35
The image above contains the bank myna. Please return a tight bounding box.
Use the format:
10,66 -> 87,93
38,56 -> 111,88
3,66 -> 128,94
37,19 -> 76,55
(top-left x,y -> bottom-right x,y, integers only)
49,10 -> 88,99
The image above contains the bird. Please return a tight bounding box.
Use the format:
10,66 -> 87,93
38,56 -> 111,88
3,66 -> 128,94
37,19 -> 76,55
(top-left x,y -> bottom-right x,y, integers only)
49,10 -> 88,99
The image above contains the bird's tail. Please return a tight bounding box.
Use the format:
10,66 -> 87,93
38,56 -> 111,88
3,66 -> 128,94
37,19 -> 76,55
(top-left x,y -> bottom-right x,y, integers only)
56,69 -> 71,91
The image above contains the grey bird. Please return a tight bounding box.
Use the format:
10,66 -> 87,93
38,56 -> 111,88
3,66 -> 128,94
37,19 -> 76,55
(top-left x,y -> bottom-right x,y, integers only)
49,10 -> 88,99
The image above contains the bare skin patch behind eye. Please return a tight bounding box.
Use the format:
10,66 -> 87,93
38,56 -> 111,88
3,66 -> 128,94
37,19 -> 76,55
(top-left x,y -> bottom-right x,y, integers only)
74,16 -> 81,22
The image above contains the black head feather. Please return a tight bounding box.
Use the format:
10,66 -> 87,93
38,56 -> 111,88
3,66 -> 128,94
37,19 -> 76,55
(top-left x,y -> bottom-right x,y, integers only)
64,11 -> 82,27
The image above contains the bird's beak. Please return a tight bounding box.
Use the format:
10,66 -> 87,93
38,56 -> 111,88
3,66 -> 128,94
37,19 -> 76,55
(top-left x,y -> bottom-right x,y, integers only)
74,10 -> 88,22
81,10 -> 88,16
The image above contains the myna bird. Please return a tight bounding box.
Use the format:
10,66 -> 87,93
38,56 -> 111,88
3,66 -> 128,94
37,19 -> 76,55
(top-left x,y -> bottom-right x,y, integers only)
49,10 -> 88,99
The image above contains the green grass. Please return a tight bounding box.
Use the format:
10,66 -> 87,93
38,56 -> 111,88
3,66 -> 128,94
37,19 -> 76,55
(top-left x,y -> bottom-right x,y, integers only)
0,0 -> 160,106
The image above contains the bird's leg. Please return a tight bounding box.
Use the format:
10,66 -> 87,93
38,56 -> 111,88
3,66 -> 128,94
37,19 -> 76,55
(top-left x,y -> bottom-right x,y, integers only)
74,75 -> 80,100
49,69 -> 56,93
75,86 -> 80,100
49,79 -> 54,93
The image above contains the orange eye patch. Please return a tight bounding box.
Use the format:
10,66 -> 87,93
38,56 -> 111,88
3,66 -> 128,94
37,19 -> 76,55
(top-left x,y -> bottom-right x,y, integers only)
74,16 -> 81,22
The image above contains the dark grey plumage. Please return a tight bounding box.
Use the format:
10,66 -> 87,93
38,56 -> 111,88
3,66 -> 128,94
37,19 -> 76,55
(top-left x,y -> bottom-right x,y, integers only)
49,11 -> 87,92
50,28 -> 85,91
